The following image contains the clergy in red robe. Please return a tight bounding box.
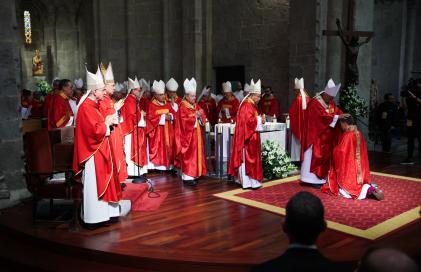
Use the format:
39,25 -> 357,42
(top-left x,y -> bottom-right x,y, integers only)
259,86 -> 281,119
175,78 -> 207,186
166,77 -> 182,167
98,63 -> 128,183
73,68 -> 129,225
229,79 -> 265,189
300,79 -> 344,185
146,80 -> 176,170
288,78 -> 310,161
120,76 -> 148,177
216,81 -> 240,123
198,86 -> 218,126
50,79 -> 74,130
44,78 -> 60,120
166,78 -> 182,113
322,116 -> 384,200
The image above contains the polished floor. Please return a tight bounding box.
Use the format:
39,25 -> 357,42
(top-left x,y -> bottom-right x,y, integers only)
0,151 -> 420,271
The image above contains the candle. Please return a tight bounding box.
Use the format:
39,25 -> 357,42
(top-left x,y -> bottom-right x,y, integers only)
286,114 -> 290,129
205,118 -> 210,132
230,123 -> 235,135
273,114 -> 277,123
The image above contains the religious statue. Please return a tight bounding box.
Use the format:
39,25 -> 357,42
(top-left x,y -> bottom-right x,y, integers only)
336,19 -> 372,86
32,49 -> 44,76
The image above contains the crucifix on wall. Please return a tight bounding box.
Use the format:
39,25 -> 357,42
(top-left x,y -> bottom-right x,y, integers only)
323,0 -> 374,86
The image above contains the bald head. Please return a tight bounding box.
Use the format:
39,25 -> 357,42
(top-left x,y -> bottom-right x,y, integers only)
357,248 -> 418,272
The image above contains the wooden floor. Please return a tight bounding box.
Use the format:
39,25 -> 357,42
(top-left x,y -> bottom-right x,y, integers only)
0,151 -> 420,272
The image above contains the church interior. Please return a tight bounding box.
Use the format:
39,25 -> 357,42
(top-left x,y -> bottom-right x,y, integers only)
0,0 -> 420,271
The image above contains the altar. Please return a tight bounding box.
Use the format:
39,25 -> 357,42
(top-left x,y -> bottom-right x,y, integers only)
207,122 -> 288,178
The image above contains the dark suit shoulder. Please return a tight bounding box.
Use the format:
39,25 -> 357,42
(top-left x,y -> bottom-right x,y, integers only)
251,248 -> 343,272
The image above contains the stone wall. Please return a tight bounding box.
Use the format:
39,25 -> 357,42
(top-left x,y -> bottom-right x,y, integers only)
17,0 -> 84,91
212,0 -> 290,111
289,0 -> 323,101
0,0 -> 30,208
372,0 -> 405,99
413,1 -> 421,76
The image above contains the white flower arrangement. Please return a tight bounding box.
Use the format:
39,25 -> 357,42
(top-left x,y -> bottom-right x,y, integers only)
339,84 -> 368,118
35,79 -> 52,96
261,140 -> 297,179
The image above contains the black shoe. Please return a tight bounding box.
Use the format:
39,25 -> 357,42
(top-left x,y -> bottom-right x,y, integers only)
310,184 -> 322,189
132,175 -> 147,183
108,216 -> 120,224
242,187 -> 252,190
183,180 -> 197,186
169,169 -> 178,176
82,221 -> 109,230
400,159 -> 415,165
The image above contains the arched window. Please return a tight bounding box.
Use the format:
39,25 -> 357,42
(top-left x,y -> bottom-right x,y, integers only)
24,10 -> 32,44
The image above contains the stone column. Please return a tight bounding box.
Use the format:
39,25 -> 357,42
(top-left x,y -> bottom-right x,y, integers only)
0,0 -> 31,208
163,0 -> 170,80
193,0 -> 203,87
325,0 -> 344,83
404,0 -> 418,81
182,0 -> 205,87
203,0 -> 213,86
353,0 -> 375,137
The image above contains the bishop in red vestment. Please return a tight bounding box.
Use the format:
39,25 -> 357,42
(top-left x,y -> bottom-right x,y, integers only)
216,81 -> 240,123
259,86 -> 280,119
322,116 -> 384,200
73,68 -> 129,225
288,78 -> 310,161
229,79 -> 264,189
120,77 -> 148,177
198,86 -> 218,126
301,79 -> 343,185
50,80 -> 74,130
166,78 -> 182,112
175,78 -> 207,185
146,80 -> 176,170
98,62 -> 128,183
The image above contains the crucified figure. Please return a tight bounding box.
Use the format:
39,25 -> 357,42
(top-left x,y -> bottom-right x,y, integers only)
336,18 -> 372,86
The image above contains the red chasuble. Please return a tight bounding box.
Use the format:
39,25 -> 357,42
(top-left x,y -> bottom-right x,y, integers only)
259,95 -> 280,117
166,95 -> 183,106
198,96 -> 217,125
174,100 -> 207,177
72,98 -> 121,203
322,129 -> 371,198
146,98 -> 175,167
303,97 -> 343,179
98,94 -> 128,183
119,94 -> 148,168
44,91 -> 55,119
31,99 -> 43,118
288,92 -> 310,159
216,95 -> 240,123
228,98 -> 263,181
51,91 -> 74,130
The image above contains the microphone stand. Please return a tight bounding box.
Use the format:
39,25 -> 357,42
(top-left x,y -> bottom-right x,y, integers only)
131,94 -> 146,183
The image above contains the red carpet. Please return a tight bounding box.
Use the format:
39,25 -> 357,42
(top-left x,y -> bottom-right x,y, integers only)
215,172 -> 421,239
122,183 -> 168,212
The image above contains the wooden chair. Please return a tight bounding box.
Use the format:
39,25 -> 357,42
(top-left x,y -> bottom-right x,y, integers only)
23,129 -> 81,230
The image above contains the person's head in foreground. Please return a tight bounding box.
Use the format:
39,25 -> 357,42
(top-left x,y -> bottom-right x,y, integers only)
283,191 -> 326,245
356,247 -> 418,272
